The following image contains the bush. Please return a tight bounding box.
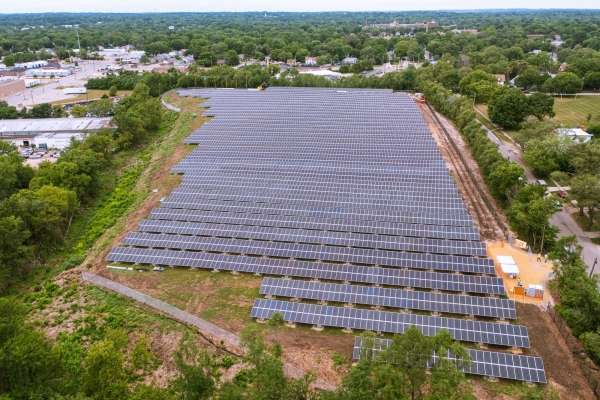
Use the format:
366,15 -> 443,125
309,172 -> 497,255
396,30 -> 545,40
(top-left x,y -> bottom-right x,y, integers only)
581,331 -> 600,365
109,86 -> 118,97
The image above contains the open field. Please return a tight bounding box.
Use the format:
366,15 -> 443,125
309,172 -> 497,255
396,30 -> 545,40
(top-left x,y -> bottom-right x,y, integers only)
50,89 -> 133,105
551,96 -> 600,127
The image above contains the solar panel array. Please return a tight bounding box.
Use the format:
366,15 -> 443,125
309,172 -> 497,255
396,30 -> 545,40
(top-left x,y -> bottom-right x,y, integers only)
106,87 -> 542,381
352,337 -> 546,383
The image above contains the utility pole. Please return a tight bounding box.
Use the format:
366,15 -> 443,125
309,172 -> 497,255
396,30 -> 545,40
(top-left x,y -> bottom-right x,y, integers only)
590,258 -> 598,277
246,75 -> 248,89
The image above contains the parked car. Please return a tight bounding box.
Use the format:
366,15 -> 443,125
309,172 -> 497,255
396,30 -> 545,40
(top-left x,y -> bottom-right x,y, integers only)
556,191 -> 567,198
535,179 -> 547,187
35,151 -> 46,156
19,153 -> 29,158
29,153 -> 41,159
153,266 -> 165,272
552,199 -> 563,211
53,151 -> 61,158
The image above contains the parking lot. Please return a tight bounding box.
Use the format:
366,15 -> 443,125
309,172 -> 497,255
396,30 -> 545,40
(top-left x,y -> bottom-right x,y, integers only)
4,57 -> 156,107
19,148 -> 59,168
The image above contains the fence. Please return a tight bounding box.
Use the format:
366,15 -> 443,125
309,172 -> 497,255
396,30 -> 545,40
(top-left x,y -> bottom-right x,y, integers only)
426,103 -> 511,239
548,306 -> 600,398
161,89 -> 181,112
81,272 -> 336,392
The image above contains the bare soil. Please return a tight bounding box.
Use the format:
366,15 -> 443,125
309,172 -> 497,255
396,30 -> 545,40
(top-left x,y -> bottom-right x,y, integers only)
515,302 -> 596,400
416,98 -> 506,242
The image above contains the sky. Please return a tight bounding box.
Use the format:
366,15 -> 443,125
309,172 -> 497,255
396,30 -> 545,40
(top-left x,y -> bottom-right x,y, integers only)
1,0 -> 599,13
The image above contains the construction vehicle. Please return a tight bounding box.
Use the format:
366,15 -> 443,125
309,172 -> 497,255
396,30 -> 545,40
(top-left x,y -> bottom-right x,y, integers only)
258,82 -> 269,91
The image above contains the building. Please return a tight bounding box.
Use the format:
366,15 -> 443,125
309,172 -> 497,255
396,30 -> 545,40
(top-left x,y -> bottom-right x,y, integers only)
527,34 -> 545,40
0,117 -> 112,148
34,132 -> 84,149
25,79 -> 42,88
0,79 -> 25,99
341,57 -> 358,65
14,60 -> 48,69
559,128 -> 593,143
494,74 -> 506,86
305,57 -> 317,66
25,69 -> 72,77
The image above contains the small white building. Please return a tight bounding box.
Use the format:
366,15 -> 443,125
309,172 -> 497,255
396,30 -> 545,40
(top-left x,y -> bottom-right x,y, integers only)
25,79 -> 42,88
305,57 -> 317,66
15,60 -> 48,69
559,128 -> 593,143
25,69 -> 72,77
63,87 -> 87,94
342,57 -> 358,65
34,132 -> 83,150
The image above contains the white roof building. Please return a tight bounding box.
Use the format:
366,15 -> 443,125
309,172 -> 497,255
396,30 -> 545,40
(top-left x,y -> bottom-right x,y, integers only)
559,128 -> 593,143
25,69 -> 72,77
34,132 -> 83,150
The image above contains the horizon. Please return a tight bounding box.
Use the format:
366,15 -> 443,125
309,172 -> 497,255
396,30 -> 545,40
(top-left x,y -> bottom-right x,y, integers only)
1,5 -> 600,15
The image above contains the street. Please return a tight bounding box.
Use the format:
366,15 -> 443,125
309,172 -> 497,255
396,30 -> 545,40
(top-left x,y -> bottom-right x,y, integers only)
478,109 -> 600,274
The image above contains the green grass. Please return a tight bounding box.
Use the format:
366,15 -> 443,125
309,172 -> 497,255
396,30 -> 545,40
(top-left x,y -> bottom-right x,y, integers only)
551,96 -> 600,127
50,89 -> 134,105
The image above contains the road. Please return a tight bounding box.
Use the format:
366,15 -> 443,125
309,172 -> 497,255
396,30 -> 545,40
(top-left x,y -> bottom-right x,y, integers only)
477,108 -> 600,273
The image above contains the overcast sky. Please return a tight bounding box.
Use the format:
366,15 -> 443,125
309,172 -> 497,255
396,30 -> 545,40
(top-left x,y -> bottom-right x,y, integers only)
1,0 -> 599,14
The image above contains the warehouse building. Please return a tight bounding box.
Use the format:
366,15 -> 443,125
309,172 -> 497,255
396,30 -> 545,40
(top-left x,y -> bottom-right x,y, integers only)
0,79 -> 25,100
0,117 -> 112,148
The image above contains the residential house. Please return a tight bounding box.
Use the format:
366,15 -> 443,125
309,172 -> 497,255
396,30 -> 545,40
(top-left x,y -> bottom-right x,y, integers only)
494,74 -> 506,86
305,57 -> 317,66
341,57 -> 358,65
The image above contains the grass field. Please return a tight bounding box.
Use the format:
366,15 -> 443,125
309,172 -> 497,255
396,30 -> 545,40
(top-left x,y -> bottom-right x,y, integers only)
551,96 -> 600,127
51,89 -> 133,105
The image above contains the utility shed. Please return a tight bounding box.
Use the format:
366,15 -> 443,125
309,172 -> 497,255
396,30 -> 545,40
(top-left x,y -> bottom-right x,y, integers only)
0,117 -> 112,147
559,128 -> 593,143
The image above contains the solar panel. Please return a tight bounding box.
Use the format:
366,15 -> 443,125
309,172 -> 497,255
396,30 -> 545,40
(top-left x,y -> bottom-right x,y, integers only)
259,278 -> 516,319
143,213 -> 481,240
133,221 -> 487,256
352,337 -> 545,383
105,247 -> 506,295
120,232 -> 493,271
251,299 -> 530,348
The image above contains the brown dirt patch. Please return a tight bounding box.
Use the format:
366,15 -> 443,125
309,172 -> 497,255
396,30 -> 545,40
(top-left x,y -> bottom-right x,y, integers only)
266,329 -> 354,385
516,302 -> 595,400
415,97 -> 506,242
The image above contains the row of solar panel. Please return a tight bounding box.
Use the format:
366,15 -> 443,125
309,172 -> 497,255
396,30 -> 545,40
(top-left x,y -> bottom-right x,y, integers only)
149,207 -> 475,230
177,186 -> 464,204
134,220 -> 485,255
147,209 -> 479,239
177,181 -> 463,200
167,191 -> 469,213
121,232 -> 491,264
106,247 -> 504,294
259,277 -> 516,319
157,203 -> 474,228
352,337 -> 546,383
162,196 -> 468,215
250,299 -> 530,348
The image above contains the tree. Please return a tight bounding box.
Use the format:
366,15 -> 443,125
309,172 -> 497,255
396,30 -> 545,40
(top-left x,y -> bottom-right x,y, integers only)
0,216 -> 32,291
569,174 -> 600,226
172,333 -> 216,400
109,86 -> 118,97
226,50 -> 240,66
542,72 -> 583,97
583,71 -> 600,90
509,185 -> 559,251
458,70 -> 498,103
70,104 -> 88,117
527,92 -> 555,121
82,340 -> 128,400
570,141 -> 600,175
0,101 -> 19,119
86,98 -> 114,117
488,87 -> 530,128
24,103 -> 53,118
487,162 -> 526,201
3,55 -> 15,67
524,135 -> 573,176
140,54 -> 151,65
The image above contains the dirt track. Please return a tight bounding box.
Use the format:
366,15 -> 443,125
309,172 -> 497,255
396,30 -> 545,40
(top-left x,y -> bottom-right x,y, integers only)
417,100 -> 506,242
